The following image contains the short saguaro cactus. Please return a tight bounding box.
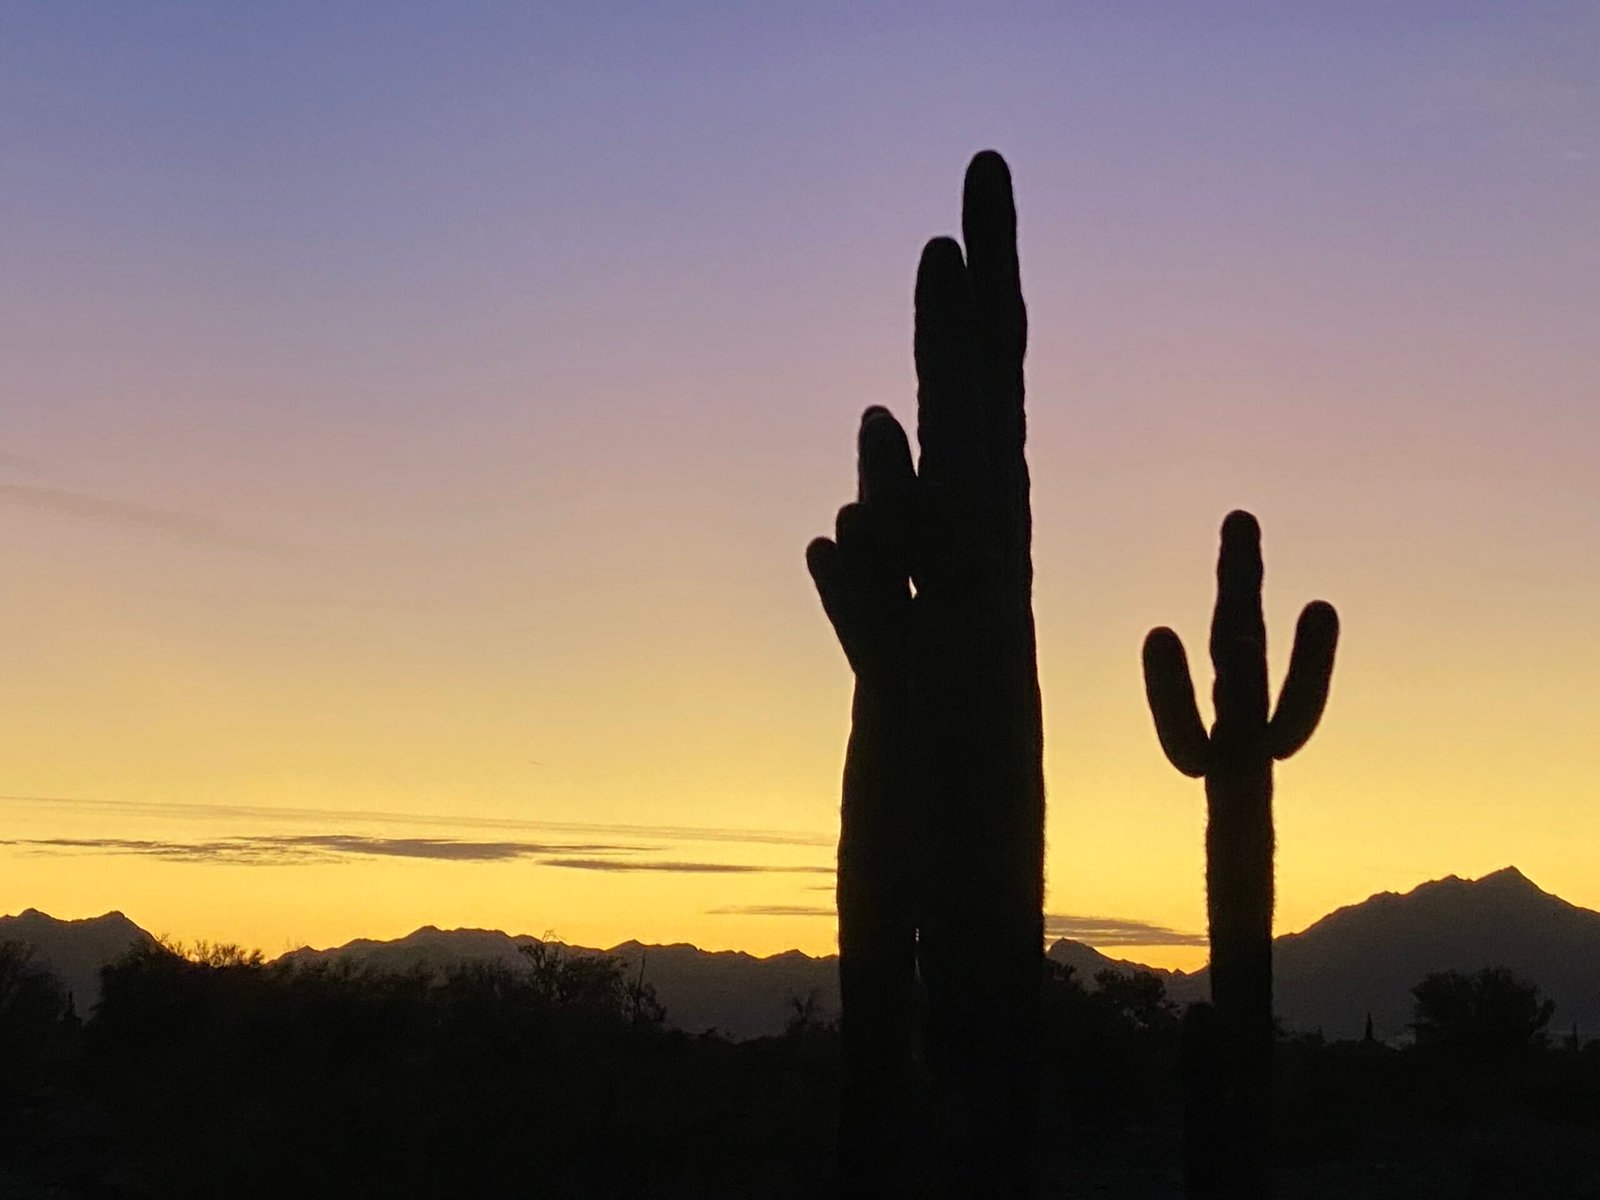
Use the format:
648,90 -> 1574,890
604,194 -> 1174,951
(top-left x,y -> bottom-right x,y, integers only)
1142,510 -> 1338,1199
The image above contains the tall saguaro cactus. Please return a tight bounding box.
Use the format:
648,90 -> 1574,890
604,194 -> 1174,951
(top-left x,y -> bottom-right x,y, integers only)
809,151 -> 1042,1200
1141,510 -> 1338,1199
912,153 -> 1044,1200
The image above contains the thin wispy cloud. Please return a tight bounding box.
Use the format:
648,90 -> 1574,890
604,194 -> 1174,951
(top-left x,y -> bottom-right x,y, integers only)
1045,913 -> 1206,948
543,859 -> 832,876
0,484 -> 267,551
2,837 -> 296,866
528,824 -> 831,849
0,794 -> 834,850
708,904 -> 834,917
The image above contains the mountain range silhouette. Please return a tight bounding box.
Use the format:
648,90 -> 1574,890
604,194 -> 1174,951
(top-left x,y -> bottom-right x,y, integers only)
7,867 -> 1596,1041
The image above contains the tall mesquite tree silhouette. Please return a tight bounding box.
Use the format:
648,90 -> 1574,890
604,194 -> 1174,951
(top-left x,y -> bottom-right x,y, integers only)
808,151 -> 1044,1199
1141,510 -> 1338,1199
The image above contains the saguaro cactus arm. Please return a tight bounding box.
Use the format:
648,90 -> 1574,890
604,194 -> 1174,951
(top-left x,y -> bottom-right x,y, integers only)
806,407 -> 916,680
1142,628 -> 1211,778
1267,601 -> 1340,760
1141,512 -> 1340,770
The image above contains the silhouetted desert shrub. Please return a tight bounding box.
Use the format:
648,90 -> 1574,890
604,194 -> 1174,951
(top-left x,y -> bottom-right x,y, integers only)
71,938 -> 834,1198
1040,963 -> 1181,1124
4,945 -> 1598,1197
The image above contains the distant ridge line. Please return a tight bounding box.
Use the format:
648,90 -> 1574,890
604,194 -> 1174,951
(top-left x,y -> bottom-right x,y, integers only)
6,867 -> 1597,1040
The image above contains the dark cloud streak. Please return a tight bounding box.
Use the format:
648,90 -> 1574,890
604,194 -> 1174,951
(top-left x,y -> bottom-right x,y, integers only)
1045,913 -> 1207,948
711,908 -> 1201,948
1,835 -> 651,866
0,835 -> 835,878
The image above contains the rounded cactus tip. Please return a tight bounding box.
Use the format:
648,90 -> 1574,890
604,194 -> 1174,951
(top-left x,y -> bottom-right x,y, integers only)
919,234 -> 965,270
858,409 -> 906,459
1301,599 -> 1338,627
1142,626 -> 1182,660
1220,509 -> 1261,544
804,536 -> 836,579
968,147 -> 1010,176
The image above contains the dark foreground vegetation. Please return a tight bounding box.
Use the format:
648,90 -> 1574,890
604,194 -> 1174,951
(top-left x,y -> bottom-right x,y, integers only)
2,942 -> 1597,1198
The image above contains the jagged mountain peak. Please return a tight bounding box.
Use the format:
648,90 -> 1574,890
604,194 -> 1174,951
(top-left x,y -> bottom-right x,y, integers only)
1474,865 -> 1542,892
6,907 -> 139,929
1293,866 -> 1566,940
0,907 -> 156,1013
1408,865 -> 1542,895
1263,866 -> 1600,1040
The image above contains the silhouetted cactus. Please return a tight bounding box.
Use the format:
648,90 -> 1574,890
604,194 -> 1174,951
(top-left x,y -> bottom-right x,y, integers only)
1142,510 -> 1338,1199
809,151 -> 1042,1199
807,408 -> 918,1199
911,153 -> 1043,1200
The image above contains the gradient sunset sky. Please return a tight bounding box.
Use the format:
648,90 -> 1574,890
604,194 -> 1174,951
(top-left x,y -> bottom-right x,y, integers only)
3,3 -> 1596,969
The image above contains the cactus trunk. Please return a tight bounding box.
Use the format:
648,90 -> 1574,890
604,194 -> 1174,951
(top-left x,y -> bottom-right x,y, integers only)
1204,757 -> 1275,1197
915,592 -> 1044,1198
836,678 -> 916,1197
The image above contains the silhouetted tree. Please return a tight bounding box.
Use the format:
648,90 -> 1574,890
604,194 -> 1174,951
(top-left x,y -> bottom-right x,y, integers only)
517,939 -> 663,1025
170,938 -> 265,968
784,988 -> 836,1041
1411,967 -> 1554,1057
808,150 -> 1043,1199
624,954 -> 667,1027
1142,511 -> 1339,1199
1041,962 -> 1181,1126
0,939 -> 70,1100
0,939 -> 68,1035
1092,967 -> 1181,1036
